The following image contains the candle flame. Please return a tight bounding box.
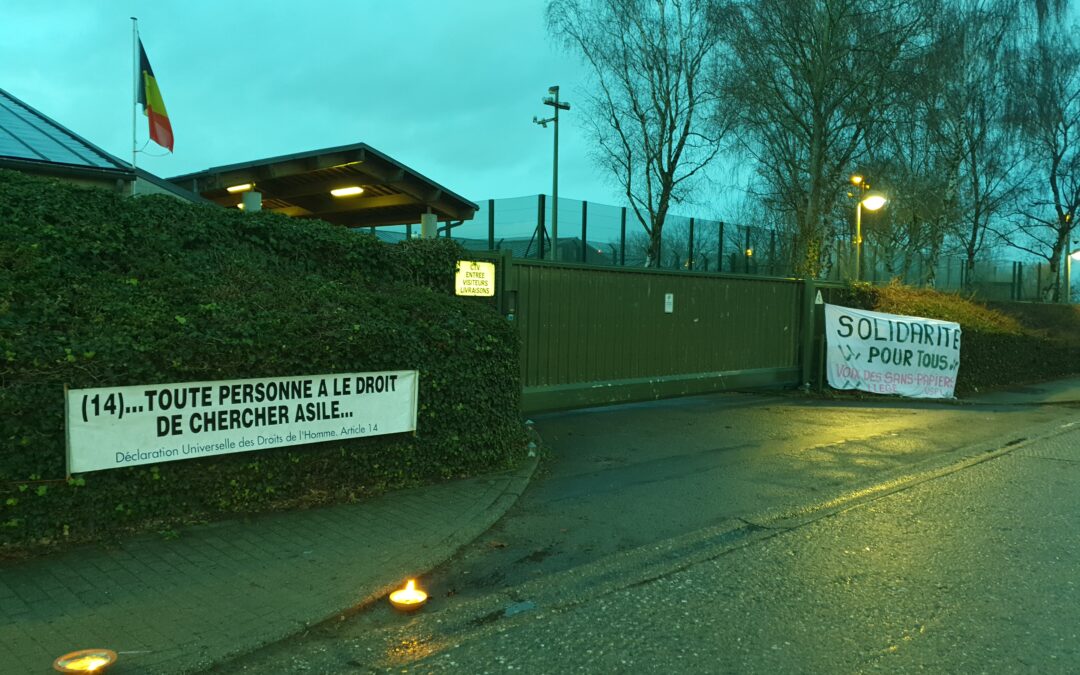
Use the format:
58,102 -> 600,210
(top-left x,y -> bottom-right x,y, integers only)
389,578 -> 428,609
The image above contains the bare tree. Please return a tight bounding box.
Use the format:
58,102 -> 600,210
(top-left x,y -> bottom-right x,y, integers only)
618,216 -> 715,269
662,216 -> 723,270
716,0 -> 929,278
1004,27 -> 1080,300
866,16 -> 966,288
919,1 -> 1025,290
1033,0 -> 1070,27
547,0 -> 731,267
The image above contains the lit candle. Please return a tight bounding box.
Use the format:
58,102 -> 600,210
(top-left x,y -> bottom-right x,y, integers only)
52,648 -> 118,673
389,578 -> 428,611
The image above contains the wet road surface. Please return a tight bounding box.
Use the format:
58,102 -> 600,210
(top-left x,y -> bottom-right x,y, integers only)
208,392 -> 1080,673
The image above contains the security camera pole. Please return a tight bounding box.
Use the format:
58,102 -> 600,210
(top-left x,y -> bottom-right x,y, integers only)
533,86 -> 570,260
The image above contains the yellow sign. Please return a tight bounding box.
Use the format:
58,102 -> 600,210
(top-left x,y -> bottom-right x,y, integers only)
455,260 -> 495,297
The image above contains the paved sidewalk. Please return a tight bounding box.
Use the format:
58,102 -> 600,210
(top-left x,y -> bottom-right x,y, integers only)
964,375 -> 1080,406
0,456 -> 538,674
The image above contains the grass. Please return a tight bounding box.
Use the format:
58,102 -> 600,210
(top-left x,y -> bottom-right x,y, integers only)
871,282 -> 1025,334
984,300 -> 1080,345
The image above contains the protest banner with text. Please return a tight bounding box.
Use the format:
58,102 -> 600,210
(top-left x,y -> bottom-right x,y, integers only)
824,304 -> 961,399
66,371 -> 418,473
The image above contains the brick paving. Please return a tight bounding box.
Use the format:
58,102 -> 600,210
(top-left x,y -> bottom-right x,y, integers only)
0,458 -> 537,674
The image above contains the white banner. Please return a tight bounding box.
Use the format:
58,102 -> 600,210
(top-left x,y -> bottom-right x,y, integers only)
66,371 -> 418,473
824,304 -> 961,399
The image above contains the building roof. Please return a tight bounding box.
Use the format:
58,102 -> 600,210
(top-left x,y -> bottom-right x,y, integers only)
0,88 -> 469,220
0,87 -> 207,203
0,87 -> 130,178
168,143 -> 479,227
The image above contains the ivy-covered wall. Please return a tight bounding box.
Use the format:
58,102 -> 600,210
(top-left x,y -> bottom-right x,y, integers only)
0,169 -> 525,553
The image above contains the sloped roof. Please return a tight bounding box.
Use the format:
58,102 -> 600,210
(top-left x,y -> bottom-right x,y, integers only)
0,88 -> 207,203
0,87 -> 129,176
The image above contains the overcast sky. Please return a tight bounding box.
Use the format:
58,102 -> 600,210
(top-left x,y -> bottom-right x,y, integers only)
0,0 -> 639,206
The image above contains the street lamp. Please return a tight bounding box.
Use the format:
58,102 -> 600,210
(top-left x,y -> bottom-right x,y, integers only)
533,85 -> 570,260
850,175 -> 886,282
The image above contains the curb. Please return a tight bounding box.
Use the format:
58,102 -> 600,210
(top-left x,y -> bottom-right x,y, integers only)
205,453 -> 542,672
308,453 -> 541,619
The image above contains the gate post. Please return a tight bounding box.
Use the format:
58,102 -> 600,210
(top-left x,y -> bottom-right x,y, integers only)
620,207 -> 627,266
718,221 -> 725,272
801,278 -> 817,389
744,225 -> 752,274
581,200 -> 588,263
498,248 -> 516,322
687,217 -> 695,271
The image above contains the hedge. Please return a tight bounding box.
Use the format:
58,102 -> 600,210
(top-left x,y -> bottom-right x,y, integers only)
0,169 -> 525,554
831,282 -> 1080,395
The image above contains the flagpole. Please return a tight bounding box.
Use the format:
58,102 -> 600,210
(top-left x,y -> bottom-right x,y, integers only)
131,17 -> 138,170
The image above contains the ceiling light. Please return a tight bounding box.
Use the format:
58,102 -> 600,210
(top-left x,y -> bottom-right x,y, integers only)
226,183 -> 253,193
331,186 -> 364,197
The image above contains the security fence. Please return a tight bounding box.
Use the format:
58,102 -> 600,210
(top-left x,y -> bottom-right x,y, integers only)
362,194 -> 1067,302
826,240 -> 1058,302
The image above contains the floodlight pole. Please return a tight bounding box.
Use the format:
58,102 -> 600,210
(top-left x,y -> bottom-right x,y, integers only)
535,86 -> 570,260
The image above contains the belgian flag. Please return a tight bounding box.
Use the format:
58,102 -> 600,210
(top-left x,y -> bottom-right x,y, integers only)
137,39 -> 173,152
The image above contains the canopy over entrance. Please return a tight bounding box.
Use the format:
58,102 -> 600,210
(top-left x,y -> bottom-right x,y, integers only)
169,143 -> 477,226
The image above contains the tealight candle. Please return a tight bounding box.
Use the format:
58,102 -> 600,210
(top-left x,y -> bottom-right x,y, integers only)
389,578 -> 428,611
53,648 -> 118,673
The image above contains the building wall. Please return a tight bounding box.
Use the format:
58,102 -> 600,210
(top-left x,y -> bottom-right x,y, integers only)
6,166 -> 129,194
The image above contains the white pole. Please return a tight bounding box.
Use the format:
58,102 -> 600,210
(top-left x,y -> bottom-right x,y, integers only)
131,17 -> 138,170
63,384 -> 72,480
420,212 -> 437,239
1067,249 -> 1073,304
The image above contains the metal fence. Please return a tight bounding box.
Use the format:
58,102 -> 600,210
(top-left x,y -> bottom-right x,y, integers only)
363,194 -> 1068,302
826,241 -> 1057,302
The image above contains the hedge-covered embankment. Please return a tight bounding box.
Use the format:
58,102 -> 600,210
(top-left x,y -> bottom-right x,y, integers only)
833,282 -> 1080,395
0,169 -> 525,554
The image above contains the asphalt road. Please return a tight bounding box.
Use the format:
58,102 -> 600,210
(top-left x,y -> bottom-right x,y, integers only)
212,392 -> 1080,673
425,393 -> 1074,602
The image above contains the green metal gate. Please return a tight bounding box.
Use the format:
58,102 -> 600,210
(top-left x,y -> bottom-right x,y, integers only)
496,257 -> 810,413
